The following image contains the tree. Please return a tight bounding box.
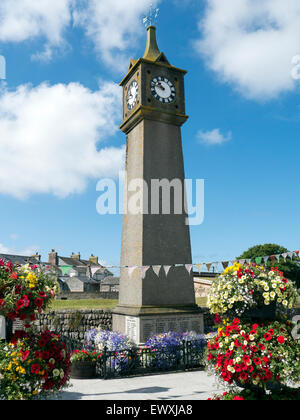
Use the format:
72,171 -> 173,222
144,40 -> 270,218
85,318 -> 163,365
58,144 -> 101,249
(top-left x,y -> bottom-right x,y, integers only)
237,244 -> 300,289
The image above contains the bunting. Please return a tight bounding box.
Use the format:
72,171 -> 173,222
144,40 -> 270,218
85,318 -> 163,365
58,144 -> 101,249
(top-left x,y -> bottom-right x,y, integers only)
103,249 -> 300,281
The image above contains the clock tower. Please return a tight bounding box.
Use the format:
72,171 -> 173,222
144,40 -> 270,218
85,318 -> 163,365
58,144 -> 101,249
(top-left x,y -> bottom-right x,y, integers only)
112,21 -> 203,344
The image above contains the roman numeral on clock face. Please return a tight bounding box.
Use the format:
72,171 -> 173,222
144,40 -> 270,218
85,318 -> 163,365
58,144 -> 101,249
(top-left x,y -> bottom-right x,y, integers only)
150,76 -> 176,103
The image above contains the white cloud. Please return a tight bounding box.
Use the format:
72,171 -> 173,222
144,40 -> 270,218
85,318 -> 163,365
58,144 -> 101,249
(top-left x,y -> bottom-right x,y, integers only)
73,0 -> 161,69
0,81 -> 125,199
0,243 -> 39,256
196,0 -> 300,100
0,0 -> 74,59
197,128 -> 232,145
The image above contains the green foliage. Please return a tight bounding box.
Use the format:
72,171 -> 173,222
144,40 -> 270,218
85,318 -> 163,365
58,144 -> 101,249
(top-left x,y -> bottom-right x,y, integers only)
238,244 -> 300,288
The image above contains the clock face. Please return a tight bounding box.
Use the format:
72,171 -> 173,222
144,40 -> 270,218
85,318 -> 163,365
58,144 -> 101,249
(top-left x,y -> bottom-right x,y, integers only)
150,76 -> 176,103
126,80 -> 139,110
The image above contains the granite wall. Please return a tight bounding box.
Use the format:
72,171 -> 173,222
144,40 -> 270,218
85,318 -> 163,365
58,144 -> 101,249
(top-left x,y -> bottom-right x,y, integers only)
34,310 -> 113,341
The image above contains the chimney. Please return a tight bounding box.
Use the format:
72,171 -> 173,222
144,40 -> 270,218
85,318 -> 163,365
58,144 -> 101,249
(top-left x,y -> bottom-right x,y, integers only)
71,252 -> 81,261
48,249 -> 58,266
89,254 -> 98,265
32,252 -> 41,262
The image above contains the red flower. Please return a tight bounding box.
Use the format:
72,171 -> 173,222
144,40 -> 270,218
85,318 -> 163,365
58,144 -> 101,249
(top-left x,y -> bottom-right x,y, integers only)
38,339 -> 47,347
264,333 -> 272,341
21,350 -> 30,361
233,396 -> 245,401
277,336 -> 285,344
35,298 -> 43,308
239,372 -> 248,381
31,363 -> 41,374
42,351 -> 50,360
254,358 -> 262,365
234,364 -> 242,373
10,272 -> 18,280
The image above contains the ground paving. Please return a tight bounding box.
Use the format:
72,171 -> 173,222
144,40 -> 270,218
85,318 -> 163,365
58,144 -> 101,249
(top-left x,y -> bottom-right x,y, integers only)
56,370 -> 223,401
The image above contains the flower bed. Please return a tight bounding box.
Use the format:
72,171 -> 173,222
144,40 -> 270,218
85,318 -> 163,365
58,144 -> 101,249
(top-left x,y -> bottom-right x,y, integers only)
0,330 -> 71,400
144,331 -> 206,371
82,329 -> 207,378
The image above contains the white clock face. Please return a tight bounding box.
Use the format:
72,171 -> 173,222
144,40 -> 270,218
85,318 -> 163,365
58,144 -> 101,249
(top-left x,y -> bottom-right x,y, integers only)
150,76 -> 176,103
126,80 -> 139,110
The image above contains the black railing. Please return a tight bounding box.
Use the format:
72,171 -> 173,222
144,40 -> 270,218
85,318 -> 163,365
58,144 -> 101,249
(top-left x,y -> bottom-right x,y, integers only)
97,341 -> 206,379
55,331 -> 206,379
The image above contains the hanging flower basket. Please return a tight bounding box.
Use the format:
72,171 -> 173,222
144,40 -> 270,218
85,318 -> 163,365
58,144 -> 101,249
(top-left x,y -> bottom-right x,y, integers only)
208,263 -> 298,319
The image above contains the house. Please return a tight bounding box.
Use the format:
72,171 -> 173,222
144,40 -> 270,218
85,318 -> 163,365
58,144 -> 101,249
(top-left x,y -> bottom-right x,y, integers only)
99,276 -> 120,293
48,250 -> 112,293
0,252 -> 42,266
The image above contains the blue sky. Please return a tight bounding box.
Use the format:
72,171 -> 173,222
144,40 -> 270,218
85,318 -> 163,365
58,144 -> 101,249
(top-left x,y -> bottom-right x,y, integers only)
0,0 -> 299,268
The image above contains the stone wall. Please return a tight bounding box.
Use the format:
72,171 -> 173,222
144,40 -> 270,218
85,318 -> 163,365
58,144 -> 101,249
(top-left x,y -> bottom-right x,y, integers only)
34,310 -> 113,341
58,291 -> 118,300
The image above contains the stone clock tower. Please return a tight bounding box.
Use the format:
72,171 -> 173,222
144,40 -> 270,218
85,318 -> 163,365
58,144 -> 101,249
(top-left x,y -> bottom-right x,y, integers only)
112,23 -> 203,344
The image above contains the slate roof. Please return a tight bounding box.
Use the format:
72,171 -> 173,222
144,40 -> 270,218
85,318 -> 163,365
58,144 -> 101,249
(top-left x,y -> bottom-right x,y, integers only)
101,276 -> 120,285
0,254 -> 43,266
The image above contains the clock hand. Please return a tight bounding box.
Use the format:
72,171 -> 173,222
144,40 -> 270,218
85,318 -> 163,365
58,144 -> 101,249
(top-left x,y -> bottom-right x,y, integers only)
156,83 -> 165,91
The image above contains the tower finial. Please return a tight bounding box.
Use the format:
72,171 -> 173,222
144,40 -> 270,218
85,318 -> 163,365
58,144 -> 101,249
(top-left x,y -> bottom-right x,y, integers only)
143,4 -> 159,28
142,5 -> 160,61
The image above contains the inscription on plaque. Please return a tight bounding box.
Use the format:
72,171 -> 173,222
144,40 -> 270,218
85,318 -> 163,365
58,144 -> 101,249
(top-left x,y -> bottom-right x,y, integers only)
0,316 -> 6,339
126,317 -> 138,341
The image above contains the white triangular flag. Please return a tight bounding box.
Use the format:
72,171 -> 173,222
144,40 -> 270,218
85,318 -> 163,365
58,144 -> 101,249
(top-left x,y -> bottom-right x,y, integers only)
163,265 -> 172,276
128,266 -> 138,278
195,264 -> 203,274
152,265 -> 161,277
141,266 -> 150,280
282,253 -> 288,261
91,266 -> 100,277
185,264 -> 193,274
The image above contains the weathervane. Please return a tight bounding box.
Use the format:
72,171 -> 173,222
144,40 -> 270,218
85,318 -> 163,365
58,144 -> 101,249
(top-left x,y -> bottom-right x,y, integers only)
143,4 -> 160,28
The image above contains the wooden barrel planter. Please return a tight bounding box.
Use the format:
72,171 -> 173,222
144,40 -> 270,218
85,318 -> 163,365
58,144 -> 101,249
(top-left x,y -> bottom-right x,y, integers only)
70,361 -> 97,379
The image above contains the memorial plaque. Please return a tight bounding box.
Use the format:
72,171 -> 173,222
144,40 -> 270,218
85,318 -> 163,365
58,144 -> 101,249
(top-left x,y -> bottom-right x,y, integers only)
0,316 -> 6,340
126,316 -> 138,342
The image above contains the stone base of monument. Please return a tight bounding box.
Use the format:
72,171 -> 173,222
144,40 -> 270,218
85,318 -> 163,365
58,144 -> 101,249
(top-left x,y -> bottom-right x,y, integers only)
112,306 -> 204,345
